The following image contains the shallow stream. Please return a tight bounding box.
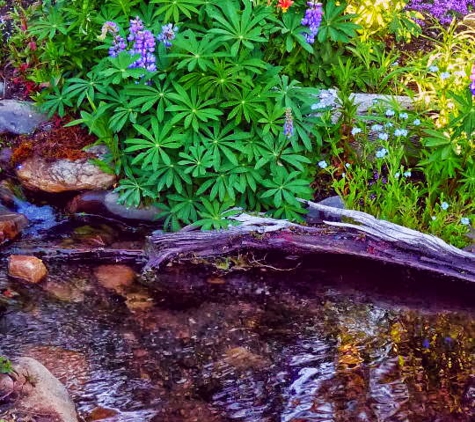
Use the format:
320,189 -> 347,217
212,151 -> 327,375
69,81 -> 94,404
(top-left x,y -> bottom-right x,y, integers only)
2,248 -> 475,421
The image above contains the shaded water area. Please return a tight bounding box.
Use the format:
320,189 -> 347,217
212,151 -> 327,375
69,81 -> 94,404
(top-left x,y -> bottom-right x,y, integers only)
2,247 -> 475,421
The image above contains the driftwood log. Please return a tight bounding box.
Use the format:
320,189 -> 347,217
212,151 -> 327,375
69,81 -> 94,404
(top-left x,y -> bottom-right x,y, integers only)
145,200 -> 475,282
4,200 -> 475,282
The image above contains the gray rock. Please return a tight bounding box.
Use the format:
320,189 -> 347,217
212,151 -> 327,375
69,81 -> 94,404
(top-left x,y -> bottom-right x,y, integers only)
0,357 -> 78,422
306,195 -> 345,224
311,89 -> 413,123
104,192 -> 161,221
0,100 -> 48,135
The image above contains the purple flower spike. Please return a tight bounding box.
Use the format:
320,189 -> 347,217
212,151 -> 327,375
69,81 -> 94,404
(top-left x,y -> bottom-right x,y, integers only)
301,1 -> 323,44
284,108 -> 294,138
157,23 -> 179,48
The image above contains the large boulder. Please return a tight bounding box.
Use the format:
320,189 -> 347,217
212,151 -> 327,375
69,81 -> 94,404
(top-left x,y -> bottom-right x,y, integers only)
0,357 -> 79,422
16,155 -> 116,193
0,100 -> 48,135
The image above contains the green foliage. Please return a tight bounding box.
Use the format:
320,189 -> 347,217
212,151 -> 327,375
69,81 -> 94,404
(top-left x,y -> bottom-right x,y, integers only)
29,0 -> 330,229
0,356 -> 12,374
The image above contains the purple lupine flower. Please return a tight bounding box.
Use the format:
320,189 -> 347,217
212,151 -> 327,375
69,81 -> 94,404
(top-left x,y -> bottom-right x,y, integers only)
157,23 -> 179,48
284,108 -> 294,138
100,21 -> 126,57
470,64 -> 475,95
127,17 -> 156,72
301,1 -> 323,44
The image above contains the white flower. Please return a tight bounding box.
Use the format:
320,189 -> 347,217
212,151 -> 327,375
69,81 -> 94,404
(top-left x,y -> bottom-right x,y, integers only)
399,112 -> 408,120
375,148 -> 388,158
345,162 -> 351,168
394,172 -> 400,179
385,109 -> 395,117
461,217 -> 470,225
351,127 -> 362,135
318,160 -> 328,169
378,132 -> 389,141
403,170 -> 412,177
429,65 -> 439,72
440,72 -> 450,80
431,216 -> 437,221
441,201 -> 449,210
413,119 -> 421,126
371,124 -> 383,132
394,129 -> 408,137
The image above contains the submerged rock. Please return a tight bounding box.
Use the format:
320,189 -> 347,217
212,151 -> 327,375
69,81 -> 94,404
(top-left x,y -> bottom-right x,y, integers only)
68,190 -> 161,221
94,264 -> 136,294
0,207 -> 28,243
0,357 -> 79,422
0,100 -> 48,135
8,255 -> 48,283
16,156 -> 116,193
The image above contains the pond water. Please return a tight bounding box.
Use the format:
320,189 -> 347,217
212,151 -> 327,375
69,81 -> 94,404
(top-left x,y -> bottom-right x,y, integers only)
1,250 -> 475,421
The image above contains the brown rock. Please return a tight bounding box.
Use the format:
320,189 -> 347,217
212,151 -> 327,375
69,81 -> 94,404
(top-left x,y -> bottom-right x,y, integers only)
94,264 -> 136,293
0,208 -> 28,243
87,407 -> 119,421
8,255 -> 47,283
16,156 -> 116,193
43,281 -> 85,302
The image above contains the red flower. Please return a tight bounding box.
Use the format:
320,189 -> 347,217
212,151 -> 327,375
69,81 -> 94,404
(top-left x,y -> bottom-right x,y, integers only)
276,0 -> 294,13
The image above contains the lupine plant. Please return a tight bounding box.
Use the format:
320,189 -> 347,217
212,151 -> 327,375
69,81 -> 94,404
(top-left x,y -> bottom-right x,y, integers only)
29,0 -> 331,230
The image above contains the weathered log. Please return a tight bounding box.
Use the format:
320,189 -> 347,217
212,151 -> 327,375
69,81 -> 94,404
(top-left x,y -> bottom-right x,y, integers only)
145,200 -> 475,282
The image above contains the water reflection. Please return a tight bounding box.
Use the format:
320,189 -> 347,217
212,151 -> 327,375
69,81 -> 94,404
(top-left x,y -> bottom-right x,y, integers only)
1,260 -> 475,421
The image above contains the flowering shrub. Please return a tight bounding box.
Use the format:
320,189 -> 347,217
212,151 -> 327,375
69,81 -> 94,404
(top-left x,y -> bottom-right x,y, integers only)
405,0 -> 475,25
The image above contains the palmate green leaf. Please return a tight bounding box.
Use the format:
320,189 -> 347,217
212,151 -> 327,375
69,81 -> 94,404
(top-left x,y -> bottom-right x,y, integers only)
178,144 -> 214,177
28,7 -> 69,40
125,118 -> 185,171
261,167 -> 312,208
167,187 -> 203,224
223,86 -> 267,124
152,0 -> 204,22
279,12 -> 314,54
193,198 -> 240,230
166,84 -> 223,131
63,72 -> 109,108
257,104 -> 286,136
169,31 -> 225,72
146,161 -> 192,194
208,1 -> 270,56
317,0 -> 360,43
196,164 -> 239,202
109,106 -> 138,133
39,85 -> 73,117
255,135 -> 310,171
100,52 -> 146,84
125,78 -> 174,122
200,122 -> 250,169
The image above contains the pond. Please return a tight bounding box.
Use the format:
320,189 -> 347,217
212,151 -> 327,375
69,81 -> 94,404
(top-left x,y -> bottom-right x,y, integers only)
1,249 -> 475,421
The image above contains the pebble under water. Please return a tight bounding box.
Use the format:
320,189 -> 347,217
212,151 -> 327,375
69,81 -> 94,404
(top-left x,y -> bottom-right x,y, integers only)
1,254 -> 475,422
